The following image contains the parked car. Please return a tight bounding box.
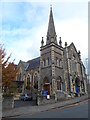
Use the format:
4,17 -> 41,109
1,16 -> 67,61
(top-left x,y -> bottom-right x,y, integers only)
20,93 -> 32,101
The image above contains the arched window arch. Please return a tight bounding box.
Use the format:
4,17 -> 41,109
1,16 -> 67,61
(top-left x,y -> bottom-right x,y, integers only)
57,77 -> 62,91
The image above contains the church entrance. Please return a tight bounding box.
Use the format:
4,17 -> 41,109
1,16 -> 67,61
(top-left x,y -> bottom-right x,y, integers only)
75,77 -> 80,96
43,77 -> 50,95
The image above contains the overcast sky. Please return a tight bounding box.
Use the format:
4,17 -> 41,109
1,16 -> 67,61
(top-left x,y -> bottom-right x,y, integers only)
0,0 -> 88,70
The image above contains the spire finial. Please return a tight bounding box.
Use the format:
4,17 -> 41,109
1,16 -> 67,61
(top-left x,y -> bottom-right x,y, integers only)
50,4 -> 52,9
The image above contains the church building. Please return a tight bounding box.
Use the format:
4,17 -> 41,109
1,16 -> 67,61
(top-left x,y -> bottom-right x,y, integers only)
16,7 -> 87,105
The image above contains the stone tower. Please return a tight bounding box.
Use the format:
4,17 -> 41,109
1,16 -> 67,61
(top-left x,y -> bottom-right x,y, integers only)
39,7 -> 65,100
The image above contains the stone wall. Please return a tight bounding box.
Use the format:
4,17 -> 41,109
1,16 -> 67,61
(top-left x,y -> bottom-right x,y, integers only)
37,95 -> 56,105
57,91 -> 66,100
2,95 -> 14,110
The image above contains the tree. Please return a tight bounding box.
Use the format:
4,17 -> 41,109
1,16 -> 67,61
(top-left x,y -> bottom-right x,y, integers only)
0,44 -> 19,95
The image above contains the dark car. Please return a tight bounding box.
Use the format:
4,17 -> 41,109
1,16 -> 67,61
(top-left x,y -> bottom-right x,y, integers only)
20,93 -> 32,101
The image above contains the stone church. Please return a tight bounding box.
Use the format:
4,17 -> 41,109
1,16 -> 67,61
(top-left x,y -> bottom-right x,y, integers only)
15,7 -> 87,105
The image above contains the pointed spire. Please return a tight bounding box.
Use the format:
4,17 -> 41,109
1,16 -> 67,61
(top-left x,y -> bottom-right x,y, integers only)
46,6 -> 57,44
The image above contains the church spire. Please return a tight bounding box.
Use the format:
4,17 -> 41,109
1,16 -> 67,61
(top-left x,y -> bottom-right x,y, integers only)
46,6 -> 57,45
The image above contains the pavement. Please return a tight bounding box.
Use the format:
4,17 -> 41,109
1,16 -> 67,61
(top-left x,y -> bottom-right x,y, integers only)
2,95 -> 88,119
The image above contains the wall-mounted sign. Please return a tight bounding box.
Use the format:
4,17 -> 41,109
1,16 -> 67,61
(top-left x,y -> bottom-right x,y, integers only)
42,90 -> 48,96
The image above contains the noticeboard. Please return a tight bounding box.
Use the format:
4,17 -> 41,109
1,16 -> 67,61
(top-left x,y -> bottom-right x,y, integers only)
42,90 -> 48,96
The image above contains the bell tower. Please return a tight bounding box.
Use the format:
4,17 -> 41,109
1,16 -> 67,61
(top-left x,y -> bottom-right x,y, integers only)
39,7 -> 64,100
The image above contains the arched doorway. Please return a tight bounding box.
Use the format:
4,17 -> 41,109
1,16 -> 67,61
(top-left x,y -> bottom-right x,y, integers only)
43,77 -> 50,95
75,77 -> 80,96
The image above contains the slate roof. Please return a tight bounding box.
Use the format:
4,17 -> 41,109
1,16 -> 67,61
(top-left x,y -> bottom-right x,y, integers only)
26,57 -> 40,70
22,61 -> 29,68
19,60 -> 29,69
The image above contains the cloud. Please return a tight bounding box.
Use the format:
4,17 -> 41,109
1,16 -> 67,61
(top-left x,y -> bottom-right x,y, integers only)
1,2 -> 88,67
2,23 -> 47,63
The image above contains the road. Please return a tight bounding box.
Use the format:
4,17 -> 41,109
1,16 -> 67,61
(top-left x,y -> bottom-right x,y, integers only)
13,100 -> 88,118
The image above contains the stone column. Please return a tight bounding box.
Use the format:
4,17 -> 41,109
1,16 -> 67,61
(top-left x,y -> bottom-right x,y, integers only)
70,75 -> 74,97
51,46 -> 57,100
65,47 -> 71,95
37,49 -> 43,105
79,82 -> 82,96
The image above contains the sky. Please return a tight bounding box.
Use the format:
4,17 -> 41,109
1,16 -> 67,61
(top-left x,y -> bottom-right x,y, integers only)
0,0 -> 88,71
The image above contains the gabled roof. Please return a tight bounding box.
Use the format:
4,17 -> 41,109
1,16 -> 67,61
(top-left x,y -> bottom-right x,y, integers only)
67,42 -> 78,55
67,42 -> 80,59
18,60 -> 29,69
68,42 -> 78,53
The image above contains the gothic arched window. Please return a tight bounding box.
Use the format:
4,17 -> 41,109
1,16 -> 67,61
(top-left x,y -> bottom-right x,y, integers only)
48,57 -> 50,65
43,59 -> 46,66
59,59 -> 62,66
72,60 -> 76,72
56,57 -> 58,65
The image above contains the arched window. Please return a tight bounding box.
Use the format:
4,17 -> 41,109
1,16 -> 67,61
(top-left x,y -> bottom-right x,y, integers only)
43,59 -> 46,66
59,59 -> 62,66
17,72 -> 21,81
72,60 -> 76,72
56,57 -> 58,65
57,77 -> 62,91
48,57 -> 50,65
34,72 -> 38,89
